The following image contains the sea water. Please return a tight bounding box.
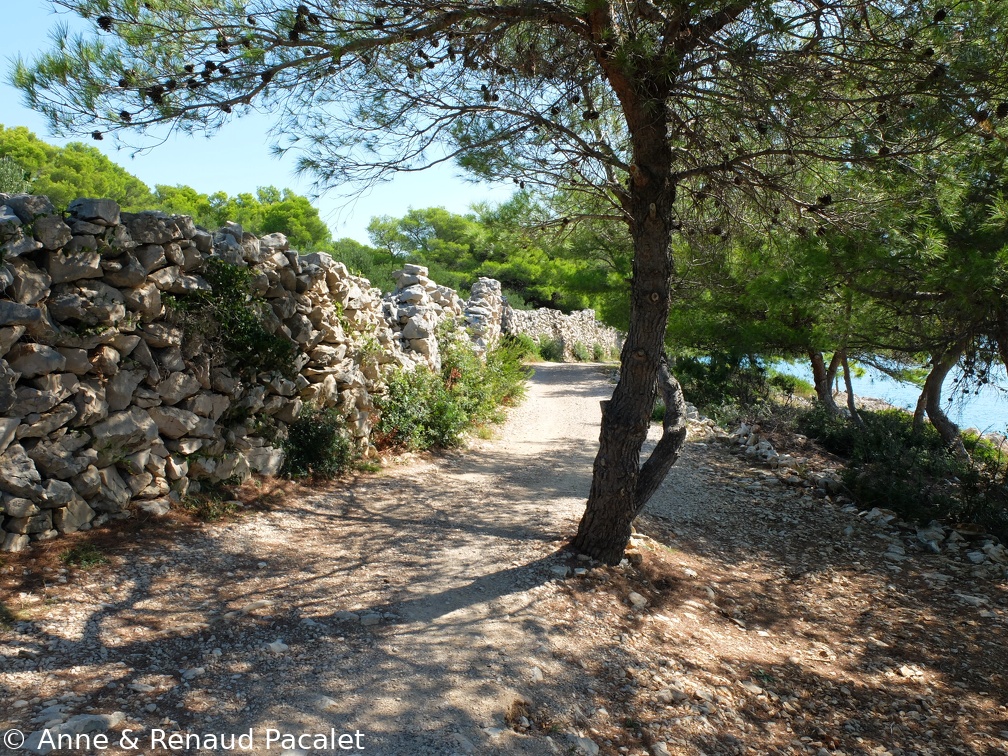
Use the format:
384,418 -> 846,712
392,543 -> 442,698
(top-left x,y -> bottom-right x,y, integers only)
774,360 -> 1008,435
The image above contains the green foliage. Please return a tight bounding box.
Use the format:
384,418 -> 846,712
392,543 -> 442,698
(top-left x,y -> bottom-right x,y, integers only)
166,258 -> 295,376
0,154 -> 31,193
180,485 -> 241,521
537,336 -> 565,362
281,405 -> 355,479
59,543 -> 107,569
572,342 -> 591,362
592,343 -> 606,362
0,124 -> 152,209
673,354 -> 771,416
799,407 -> 1008,538
502,332 -> 539,361
376,332 -> 529,450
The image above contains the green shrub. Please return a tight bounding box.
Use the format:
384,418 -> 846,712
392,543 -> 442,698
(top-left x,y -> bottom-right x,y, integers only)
537,336 -> 565,362
592,343 -> 606,361
281,405 -> 355,478
672,353 -> 770,419
376,330 -> 530,450
165,258 -> 296,377
799,405 -> 1008,537
572,341 -> 591,361
503,332 -> 539,361
60,544 -> 107,569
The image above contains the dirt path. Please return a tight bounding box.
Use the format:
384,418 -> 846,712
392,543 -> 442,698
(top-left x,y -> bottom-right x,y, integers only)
2,363 -> 1007,756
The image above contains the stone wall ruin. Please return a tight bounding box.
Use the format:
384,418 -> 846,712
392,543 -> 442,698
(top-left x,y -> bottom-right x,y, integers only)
0,194 -> 619,552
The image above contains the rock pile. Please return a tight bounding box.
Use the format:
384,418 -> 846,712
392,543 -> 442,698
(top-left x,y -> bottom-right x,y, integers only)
382,263 -> 467,371
0,195 -> 510,552
502,304 -> 622,361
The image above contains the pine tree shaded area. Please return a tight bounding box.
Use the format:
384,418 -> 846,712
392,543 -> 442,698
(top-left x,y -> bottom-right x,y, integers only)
11,0 -> 1008,562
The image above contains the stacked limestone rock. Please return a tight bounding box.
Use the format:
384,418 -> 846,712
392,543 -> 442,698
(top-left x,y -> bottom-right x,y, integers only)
0,194 -> 441,552
502,303 -> 622,361
382,263 -> 465,371
465,277 -> 504,354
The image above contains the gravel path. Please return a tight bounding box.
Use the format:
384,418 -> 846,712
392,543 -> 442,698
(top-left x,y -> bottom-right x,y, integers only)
2,362 -> 1006,756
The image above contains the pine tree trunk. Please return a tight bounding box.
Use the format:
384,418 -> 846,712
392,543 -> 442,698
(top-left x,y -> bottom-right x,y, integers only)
571,111 -> 678,565
841,352 -> 863,426
921,344 -> 970,460
809,350 -> 842,415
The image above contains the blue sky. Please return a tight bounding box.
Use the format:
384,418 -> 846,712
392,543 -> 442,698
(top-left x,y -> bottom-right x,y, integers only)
0,1 -> 515,244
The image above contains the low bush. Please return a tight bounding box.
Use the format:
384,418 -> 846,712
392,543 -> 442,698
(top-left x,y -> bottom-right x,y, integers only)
376,330 -> 530,450
572,341 -> 591,361
281,404 -> 355,478
592,343 -> 606,361
798,405 -> 1008,538
537,336 -> 565,362
165,258 -> 295,377
503,332 -> 539,361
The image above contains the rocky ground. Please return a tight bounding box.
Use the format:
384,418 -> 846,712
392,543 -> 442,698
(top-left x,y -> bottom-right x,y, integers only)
1,363 -> 1006,756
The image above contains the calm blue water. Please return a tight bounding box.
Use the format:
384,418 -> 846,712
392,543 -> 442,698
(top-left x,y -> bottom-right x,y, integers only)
774,360 -> 1008,435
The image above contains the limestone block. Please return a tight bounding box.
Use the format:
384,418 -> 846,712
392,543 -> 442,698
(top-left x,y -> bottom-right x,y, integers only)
72,465 -> 102,498
102,254 -> 147,288
0,325 -> 26,358
73,380 -> 108,427
135,243 -> 168,273
246,446 -> 284,475
123,281 -> 162,320
0,443 -> 43,499
48,281 -> 127,326
0,299 -> 44,327
141,322 -> 183,349
57,347 -> 91,375
91,407 -> 159,456
26,436 -> 88,479
1,533 -> 30,552
0,416 -> 18,454
157,371 -> 202,405
68,198 -> 121,226
107,368 -> 146,411
90,344 -> 120,377
6,343 -> 66,378
48,247 -> 103,284
122,211 -> 181,245
39,479 -> 75,508
2,496 -> 39,518
15,401 -> 77,439
6,257 -> 52,304
147,405 -> 199,439
53,497 -> 96,534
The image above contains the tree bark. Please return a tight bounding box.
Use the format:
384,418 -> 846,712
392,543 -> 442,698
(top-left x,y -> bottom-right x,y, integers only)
571,94 -> 676,564
840,351 -> 863,426
914,339 -> 969,460
809,350 -> 842,415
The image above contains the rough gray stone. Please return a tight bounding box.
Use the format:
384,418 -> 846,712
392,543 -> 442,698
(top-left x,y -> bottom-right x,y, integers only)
40,479 -> 75,508
122,281 -> 162,320
0,416 -> 18,454
0,299 -> 44,327
47,248 -> 104,285
1,533 -> 30,552
53,497 -> 96,533
91,407 -> 159,456
68,198 -> 121,225
6,257 -> 52,304
47,282 -> 127,326
147,405 -> 200,439
101,254 -> 147,288
0,443 -> 43,499
4,194 -> 56,223
107,368 -> 146,411
122,211 -> 180,245
0,325 -> 26,358
6,342 -> 66,379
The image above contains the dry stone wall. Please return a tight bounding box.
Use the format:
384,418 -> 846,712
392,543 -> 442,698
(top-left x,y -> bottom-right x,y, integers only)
0,194 -> 506,553
502,304 -> 623,361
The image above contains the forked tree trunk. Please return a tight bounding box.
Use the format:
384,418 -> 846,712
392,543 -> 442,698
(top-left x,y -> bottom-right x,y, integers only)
809,350 -> 842,415
840,351 -> 863,426
913,339 -> 969,460
571,106 -> 679,565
